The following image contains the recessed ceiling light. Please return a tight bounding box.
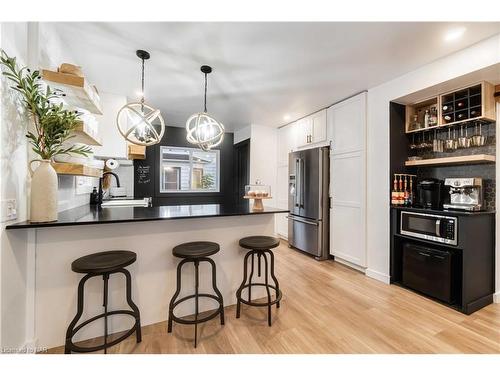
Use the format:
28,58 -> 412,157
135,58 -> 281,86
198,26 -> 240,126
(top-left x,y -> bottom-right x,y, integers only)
283,114 -> 291,121
444,27 -> 466,42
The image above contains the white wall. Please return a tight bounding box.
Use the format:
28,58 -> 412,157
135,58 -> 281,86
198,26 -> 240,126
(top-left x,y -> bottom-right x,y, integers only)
38,23 -> 101,211
249,124 -> 278,207
0,21 -> 30,350
233,125 -> 251,145
366,34 -> 500,284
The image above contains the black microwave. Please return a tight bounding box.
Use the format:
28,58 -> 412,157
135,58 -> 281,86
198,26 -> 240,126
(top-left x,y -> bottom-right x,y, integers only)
400,211 -> 457,246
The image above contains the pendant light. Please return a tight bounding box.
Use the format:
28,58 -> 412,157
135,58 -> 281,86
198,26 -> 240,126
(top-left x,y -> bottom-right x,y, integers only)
116,50 -> 165,146
186,65 -> 224,151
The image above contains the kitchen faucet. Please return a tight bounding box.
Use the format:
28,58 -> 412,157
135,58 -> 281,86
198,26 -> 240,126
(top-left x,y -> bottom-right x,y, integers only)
98,171 -> 121,204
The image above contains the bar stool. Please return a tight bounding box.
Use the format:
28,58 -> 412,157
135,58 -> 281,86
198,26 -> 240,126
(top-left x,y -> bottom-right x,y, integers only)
65,250 -> 142,354
167,241 -> 224,348
236,236 -> 282,326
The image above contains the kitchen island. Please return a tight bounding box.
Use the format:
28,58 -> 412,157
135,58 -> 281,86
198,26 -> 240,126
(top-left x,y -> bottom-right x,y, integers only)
6,203 -> 288,350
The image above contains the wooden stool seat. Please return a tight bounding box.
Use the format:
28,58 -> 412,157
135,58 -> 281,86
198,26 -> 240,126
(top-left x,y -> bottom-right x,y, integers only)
239,236 -> 280,250
172,241 -> 220,258
71,250 -> 136,274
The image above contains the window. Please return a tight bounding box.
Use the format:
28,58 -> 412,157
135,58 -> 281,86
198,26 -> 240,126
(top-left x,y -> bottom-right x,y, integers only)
159,146 -> 220,193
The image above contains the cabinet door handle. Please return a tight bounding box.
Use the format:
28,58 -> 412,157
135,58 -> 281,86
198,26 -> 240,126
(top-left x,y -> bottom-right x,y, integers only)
418,252 -> 431,257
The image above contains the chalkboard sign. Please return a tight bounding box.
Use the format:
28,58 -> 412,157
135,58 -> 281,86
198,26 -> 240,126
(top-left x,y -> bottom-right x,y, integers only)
134,145 -> 156,199
137,165 -> 151,184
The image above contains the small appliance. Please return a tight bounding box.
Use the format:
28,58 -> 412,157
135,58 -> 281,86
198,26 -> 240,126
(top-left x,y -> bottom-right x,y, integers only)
417,178 -> 444,209
400,211 -> 457,246
443,177 -> 483,211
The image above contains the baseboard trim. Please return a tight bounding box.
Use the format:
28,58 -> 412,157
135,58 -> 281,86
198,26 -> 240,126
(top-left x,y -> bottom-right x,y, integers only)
365,268 -> 390,284
334,257 -> 366,273
494,291 -> 500,303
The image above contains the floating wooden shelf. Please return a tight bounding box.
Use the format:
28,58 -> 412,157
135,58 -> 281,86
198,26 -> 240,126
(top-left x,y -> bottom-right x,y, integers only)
51,162 -> 103,178
128,144 -> 146,160
72,121 -> 101,146
405,154 -> 495,167
41,69 -> 103,115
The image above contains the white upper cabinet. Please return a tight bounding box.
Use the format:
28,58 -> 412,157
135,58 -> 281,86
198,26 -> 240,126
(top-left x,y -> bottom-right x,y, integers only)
328,94 -> 366,154
310,109 -> 327,144
92,92 -> 128,159
296,109 -> 327,148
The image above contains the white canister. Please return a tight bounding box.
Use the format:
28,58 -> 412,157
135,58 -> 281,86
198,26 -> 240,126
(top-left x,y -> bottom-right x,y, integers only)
28,159 -> 58,223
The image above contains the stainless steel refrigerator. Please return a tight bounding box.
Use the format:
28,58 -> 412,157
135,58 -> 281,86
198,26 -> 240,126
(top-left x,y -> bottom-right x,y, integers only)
288,146 -> 329,260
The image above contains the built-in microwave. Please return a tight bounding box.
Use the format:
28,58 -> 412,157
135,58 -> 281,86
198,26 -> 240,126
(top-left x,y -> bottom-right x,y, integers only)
400,211 -> 457,246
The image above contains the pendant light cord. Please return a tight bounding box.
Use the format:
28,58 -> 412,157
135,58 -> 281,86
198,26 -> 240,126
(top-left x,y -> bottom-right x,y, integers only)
141,57 -> 145,111
204,72 -> 208,113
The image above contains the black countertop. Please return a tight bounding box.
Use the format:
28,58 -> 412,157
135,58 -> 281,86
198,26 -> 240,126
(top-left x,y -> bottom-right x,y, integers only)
390,205 -> 495,216
6,203 -> 289,229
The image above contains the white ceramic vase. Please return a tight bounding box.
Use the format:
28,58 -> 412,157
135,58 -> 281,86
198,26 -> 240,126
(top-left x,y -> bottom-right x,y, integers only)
28,159 -> 58,223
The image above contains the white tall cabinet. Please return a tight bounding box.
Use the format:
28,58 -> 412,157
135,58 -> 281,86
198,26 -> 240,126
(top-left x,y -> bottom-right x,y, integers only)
328,92 -> 367,267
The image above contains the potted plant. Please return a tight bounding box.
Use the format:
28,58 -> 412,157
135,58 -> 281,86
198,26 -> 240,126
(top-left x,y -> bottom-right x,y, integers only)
0,50 -> 92,222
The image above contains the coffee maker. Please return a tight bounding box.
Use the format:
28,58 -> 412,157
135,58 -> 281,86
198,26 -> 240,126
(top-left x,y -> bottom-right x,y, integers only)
416,178 -> 444,209
443,178 -> 483,211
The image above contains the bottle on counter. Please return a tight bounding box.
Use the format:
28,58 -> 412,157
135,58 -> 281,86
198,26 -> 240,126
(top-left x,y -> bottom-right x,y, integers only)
391,175 -> 399,205
90,187 -> 99,205
408,176 -> 414,206
398,174 -> 404,205
403,175 -> 410,206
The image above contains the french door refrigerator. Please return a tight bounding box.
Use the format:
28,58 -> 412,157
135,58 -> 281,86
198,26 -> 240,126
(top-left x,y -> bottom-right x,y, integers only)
288,146 -> 330,260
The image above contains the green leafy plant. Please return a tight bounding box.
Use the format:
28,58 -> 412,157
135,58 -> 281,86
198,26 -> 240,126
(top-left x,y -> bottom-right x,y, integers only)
0,49 -> 92,160
200,173 -> 215,189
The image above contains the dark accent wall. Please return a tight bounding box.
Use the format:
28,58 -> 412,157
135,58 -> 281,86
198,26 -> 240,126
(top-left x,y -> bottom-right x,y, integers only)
134,126 -> 235,205
389,101 -> 496,210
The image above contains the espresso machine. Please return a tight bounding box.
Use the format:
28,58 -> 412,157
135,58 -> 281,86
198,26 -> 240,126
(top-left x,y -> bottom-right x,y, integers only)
443,178 -> 483,211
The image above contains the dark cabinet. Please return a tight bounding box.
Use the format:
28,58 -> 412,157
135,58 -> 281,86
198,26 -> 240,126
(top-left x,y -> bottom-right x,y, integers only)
402,243 -> 456,304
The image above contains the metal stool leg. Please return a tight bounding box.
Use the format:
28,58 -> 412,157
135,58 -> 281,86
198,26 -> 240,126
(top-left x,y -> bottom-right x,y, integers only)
194,260 -> 200,348
236,251 -> 252,318
103,273 -> 109,354
248,252 -> 255,302
265,249 -> 281,309
168,259 -> 189,333
262,252 -> 272,326
257,253 -> 261,277
119,268 -> 142,343
205,257 -> 225,325
65,273 -> 93,354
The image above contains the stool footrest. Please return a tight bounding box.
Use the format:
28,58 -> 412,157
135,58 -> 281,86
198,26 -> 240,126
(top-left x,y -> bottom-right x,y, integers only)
237,283 -> 282,307
66,310 -> 139,353
171,294 -> 224,325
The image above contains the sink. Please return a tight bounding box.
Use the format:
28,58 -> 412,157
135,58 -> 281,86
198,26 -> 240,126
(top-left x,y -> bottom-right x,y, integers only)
101,198 -> 151,207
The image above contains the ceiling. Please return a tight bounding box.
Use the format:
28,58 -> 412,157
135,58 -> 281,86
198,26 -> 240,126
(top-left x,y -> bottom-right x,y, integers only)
48,22 -> 500,131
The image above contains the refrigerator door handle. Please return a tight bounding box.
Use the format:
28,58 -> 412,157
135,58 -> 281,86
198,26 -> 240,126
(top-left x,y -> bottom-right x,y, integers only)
294,158 -> 300,207
286,215 -> 319,226
300,158 -> 305,208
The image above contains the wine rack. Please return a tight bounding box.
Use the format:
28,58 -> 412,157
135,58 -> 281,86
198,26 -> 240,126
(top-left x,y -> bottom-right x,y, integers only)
405,81 -> 496,134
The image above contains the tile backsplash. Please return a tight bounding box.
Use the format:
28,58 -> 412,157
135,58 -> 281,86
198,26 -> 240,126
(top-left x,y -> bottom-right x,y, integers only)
412,121 -> 496,211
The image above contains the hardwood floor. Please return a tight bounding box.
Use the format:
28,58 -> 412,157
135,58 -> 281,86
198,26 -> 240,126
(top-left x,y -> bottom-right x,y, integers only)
46,242 -> 500,354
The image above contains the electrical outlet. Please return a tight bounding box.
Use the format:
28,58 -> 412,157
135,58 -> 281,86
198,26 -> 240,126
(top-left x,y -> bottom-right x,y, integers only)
1,199 -> 17,222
